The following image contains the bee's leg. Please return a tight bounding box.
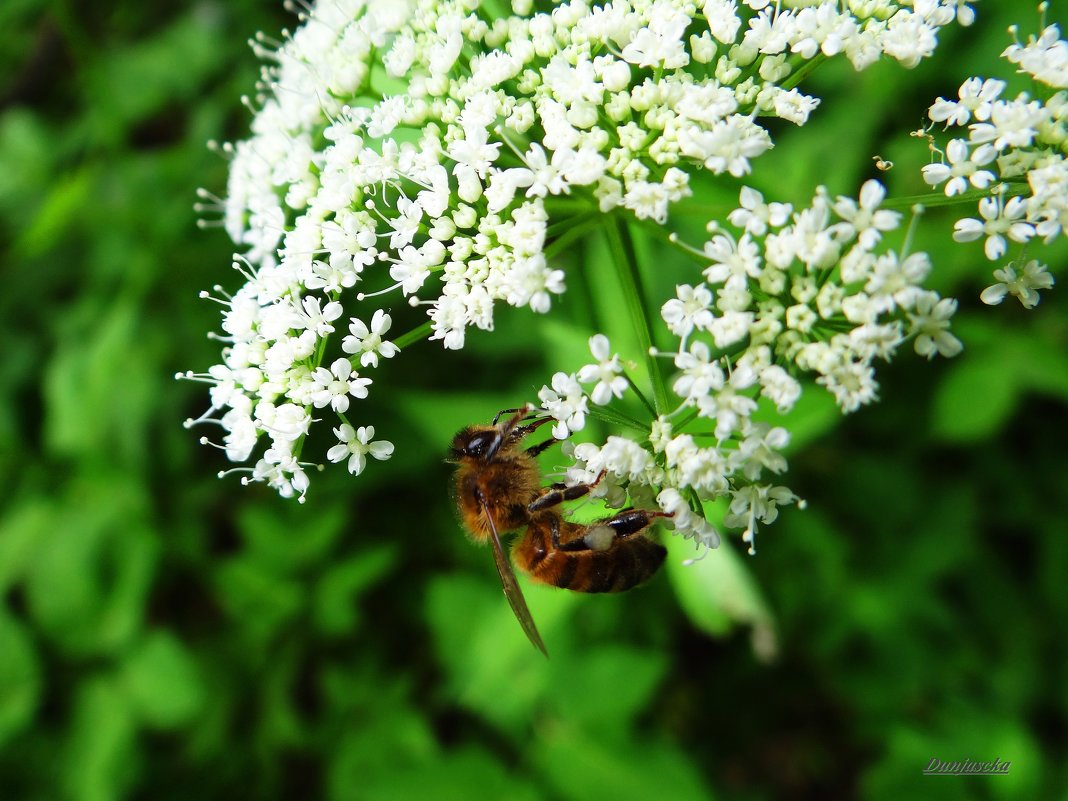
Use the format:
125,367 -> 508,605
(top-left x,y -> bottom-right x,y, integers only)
499,410 -> 556,452
545,516 -> 593,552
513,415 -> 555,444
493,407 -> 533,425
527,470 -> 607,513
524,435 -> 558,458
598,508 -> 674,540
548,515 -> 564,549
554,508 -> 674,554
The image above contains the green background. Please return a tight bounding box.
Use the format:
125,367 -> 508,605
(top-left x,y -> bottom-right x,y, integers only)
1,1 -> 1066,799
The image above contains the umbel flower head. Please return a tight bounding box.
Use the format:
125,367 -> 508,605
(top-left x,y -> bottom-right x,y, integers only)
922,22 -> 1066,310
183,0 -> 967,556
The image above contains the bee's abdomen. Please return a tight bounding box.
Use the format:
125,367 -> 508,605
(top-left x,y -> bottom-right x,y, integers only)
516,523 -> 666,593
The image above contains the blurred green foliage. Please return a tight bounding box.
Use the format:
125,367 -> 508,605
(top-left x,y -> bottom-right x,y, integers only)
1,2 -> 1067,800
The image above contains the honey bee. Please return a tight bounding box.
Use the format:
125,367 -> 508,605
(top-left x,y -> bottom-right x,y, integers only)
450,405 -> 671,655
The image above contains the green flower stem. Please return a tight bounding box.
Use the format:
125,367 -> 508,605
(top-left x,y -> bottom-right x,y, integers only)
395,321 -> 431,350
881,183 -> 1029,211
605,214 -> 670,416
622,371 -> 657,418
899,200 -> 925,258
586,404 -> 650,434
313,332 -> 330,368
672,407 -> 700,433
779,53 -> 826,91
632,215 -> 708,259
546,210 -> 599,240
544,214 -> 603,260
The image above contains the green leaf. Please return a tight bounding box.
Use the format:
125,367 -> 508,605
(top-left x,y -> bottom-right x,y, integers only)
535,724 -> 714,801
0,612 -> 40,748
327,705 -> 439,801
44,298 -> 155,465
362,747 -> 543,801
121,630 -> 204,729
14,164 -> 96,259
85,13 -> 228,136
998,328 -> 1068,401
545,644 -> 667,731
665,534 -> 777,660
64,676 -> 137,801
0,109 -> 58,232
213,558 -> 305,648
0,498 -> 53,592
931,355 -> 1019,442
312,544 -> 398,636
862,713 -> 1041,801
24,477 -> 157,656
425,573 -> 576,732
236,503 -> 347,573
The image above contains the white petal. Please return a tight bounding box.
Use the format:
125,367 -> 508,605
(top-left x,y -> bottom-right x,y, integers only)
980,284 -> 1008,305
921,163 -> 951,186
331,358 -> 352,379
371,309 -> 392,335
369,441 -> 395,460
347,451 -> 367,475
588,334 -> 611,360
327,443 -> 350,462
983,234 -> 1006,261
859,179 -> 885,209
952,219 -> 983,242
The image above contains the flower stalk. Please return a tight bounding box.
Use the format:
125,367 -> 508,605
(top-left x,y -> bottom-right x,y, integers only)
604,215 -> 670,416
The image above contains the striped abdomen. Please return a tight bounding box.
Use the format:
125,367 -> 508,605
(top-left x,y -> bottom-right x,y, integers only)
512,517 -> 667,594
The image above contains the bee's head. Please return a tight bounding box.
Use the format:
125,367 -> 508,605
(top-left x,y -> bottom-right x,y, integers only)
448,426 -> 501,462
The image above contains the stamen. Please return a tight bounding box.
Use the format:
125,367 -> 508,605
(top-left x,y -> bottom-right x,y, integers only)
198,290 -> 231,306
218,467 -> 254,479
283,0 -> 314,20
177,370 -> 220,385
206,140 -> 234,161
667,232 -> 708,259
494,126 -> 529,162
185,411 -> 224,429
682,546 -> 710,566
195,187 -> 226,206
357,283 -> 403,301
231,255 -> 259,283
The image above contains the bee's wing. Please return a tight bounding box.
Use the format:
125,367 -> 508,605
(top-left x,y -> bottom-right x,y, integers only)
480,497 -> 548,657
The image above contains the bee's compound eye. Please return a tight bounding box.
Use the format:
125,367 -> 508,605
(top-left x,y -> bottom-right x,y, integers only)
465,433 -> 493,457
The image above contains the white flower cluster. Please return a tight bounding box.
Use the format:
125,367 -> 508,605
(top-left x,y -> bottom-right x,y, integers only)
922,23 -> 1065,309
539,180 -> 960,553
187,0 -> 966,499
